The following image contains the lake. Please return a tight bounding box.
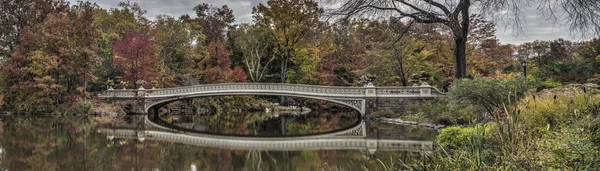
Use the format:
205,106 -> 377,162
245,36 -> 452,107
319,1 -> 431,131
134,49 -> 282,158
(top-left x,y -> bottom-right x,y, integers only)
0,107 -> 437,170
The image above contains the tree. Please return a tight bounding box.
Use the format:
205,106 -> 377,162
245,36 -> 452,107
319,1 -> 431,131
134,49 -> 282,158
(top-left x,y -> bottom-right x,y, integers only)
578,38 -> 600,84
482,0 -> 600,38
318,20 -> 365,86
187,3 -> 247,84
329,0 -> 471,78
2,50 -> 59,112
92,1 -> 151,90
152,15 -> 205,87
113,31 -> 156,87
353,19 -> 438,86
329,0 -> 600,79
466,14 -> 514,77
1,1 -> 99,112
0,0 -> 69,58
229,24 -> 276,82
193,3 -> 234,45
252,0 -> 323,83
200,42 -> 247,84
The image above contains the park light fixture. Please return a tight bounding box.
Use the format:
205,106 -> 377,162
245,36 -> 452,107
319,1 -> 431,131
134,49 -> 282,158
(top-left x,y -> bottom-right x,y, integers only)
521,60 -> 528,77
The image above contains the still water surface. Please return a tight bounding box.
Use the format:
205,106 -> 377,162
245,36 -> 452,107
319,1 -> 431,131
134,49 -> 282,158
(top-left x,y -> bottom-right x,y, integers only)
0,110 -> 437,170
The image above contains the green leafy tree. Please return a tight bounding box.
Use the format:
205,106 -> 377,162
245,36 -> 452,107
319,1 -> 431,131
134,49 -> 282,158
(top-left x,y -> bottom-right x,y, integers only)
92,1 -> 150,90
252,0 -> 323,84
229,24 -> 276,82
577,38 -> 600,84
152,15 -> 206,87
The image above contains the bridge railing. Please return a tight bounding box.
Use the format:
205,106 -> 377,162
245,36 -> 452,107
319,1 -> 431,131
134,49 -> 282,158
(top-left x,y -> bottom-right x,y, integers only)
98,83 -> 444,98
148,83 -> 367,97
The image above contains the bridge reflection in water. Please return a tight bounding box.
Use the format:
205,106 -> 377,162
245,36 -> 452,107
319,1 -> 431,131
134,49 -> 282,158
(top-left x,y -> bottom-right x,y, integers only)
97,115 -> 434,155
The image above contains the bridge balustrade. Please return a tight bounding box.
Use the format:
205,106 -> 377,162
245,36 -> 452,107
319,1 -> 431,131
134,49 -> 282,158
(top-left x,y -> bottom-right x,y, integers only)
99,83 -> 443,98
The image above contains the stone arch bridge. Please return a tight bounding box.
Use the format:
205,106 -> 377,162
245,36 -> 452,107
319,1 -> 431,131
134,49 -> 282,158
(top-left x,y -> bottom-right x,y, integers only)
98,83 -> 444,115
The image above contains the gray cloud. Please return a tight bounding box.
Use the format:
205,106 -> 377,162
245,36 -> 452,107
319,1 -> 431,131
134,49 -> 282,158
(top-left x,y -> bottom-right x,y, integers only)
69,0 -> 266,23
492,4 -> 581,45
71,0 -> 582,45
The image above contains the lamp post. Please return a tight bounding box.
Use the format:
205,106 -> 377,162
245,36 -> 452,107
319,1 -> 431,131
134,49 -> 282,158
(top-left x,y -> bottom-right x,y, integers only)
521,60 -> 528,77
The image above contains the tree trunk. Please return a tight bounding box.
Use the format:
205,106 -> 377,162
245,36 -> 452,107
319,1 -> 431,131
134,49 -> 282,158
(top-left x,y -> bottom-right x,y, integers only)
455,1 -> 470,79
280,56 -> 287,104
453,36 -> 467,79
448,0 -> 470,79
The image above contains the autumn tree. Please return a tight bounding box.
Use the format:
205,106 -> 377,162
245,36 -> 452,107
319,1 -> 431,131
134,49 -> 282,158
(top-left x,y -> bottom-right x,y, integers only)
1,1 -> 99,112
229,24 -> 276,82
193,3 -> 234,45
92,1 -> 151,90
352,19 -> 439,86
152,15 -> 205,87
466,14 -> 513,77
200,42 -> 247,83
185,3 -> 247,84
329,0 -> 471,78
0,0 -> 69,58
253,0 -> 323,84
317,20 -> 366,86
113,31 -> 156,87
329,0 -> 600,79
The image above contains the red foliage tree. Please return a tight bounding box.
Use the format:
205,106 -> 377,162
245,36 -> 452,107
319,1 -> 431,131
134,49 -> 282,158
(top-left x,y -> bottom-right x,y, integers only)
113,31 -> 156,87
200,43 -> 247,83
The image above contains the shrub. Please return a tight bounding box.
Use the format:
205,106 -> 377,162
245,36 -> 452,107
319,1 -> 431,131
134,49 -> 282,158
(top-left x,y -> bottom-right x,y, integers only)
94,102 -> 125,116
66,100 -> 94,115
448,77 -> 537,116
436,123 -> 496,150
400,99 -> 473,125
535,78 -> 563,90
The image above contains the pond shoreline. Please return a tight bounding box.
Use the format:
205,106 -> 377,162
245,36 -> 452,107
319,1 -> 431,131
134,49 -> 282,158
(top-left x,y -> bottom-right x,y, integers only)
373,117 -> 446,130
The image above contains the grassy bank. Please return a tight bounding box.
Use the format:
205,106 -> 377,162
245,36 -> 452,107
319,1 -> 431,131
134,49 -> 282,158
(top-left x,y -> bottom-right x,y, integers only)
364,78 -> 600,170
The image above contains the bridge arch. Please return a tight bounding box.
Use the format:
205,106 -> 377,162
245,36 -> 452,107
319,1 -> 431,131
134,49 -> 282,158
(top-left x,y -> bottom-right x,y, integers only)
145,92 -> 365,115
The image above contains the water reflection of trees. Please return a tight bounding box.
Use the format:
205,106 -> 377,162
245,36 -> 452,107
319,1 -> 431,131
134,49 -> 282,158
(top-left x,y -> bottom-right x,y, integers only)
161,110 -> 360,136
0,116 -> 432,170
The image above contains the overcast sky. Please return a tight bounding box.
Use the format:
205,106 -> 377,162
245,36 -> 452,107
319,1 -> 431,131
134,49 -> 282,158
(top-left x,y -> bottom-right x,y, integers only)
70,0 -> 584,45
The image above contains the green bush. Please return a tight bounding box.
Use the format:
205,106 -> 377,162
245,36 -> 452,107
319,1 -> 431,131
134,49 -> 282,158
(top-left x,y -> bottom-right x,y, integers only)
535,78 -> 563,90
65,101 -> 94,115
400,99 -> 473,125
448,77 -> 537,115
436,123 -> 496,150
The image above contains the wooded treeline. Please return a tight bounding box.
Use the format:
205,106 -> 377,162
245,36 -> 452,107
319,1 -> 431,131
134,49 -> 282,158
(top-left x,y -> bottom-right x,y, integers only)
0,0 -> 599,113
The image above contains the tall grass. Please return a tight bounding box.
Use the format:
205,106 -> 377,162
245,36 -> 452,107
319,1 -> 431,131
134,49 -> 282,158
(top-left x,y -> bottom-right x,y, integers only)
331,87 -> 600,170
402,88 -> 599,170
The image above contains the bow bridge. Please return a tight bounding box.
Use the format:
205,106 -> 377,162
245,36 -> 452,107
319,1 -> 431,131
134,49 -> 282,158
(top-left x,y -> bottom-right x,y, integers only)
98,83 -> 444,115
